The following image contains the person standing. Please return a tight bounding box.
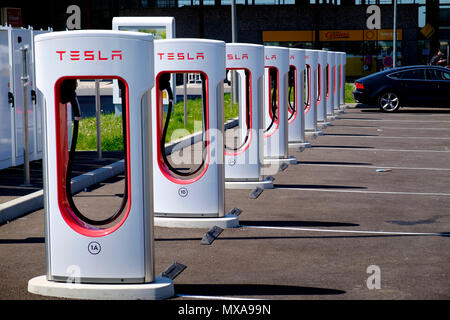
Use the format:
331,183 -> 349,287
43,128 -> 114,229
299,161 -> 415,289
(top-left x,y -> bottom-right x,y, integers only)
429,49 -> 447,66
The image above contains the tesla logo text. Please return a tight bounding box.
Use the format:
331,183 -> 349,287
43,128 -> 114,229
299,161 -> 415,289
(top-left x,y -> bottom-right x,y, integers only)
227,53 -> 248,60
265,55 -> 277,60
157,52 -> 205,61
56,50 -> 122,61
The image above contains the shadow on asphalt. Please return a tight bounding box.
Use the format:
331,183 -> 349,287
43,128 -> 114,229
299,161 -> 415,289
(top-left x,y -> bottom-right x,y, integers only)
356,104 -> 450,114
310,145 -> 374,149
273,184 -> 367,190
297,161 -> 373,166
174,283 -> 346,297
239,220 -> 359,227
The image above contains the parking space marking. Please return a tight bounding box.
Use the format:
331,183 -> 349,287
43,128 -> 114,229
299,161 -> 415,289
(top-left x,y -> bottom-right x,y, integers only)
297,163 -> 450,171
272,187 -> 450,197
323,135 -> 450,140
330,126 -> 450,131
312,147 -> 450,153
338,118 -> 450,123
241,225 -> 450,237
176,294 -> 264,300
329,125 -> 450,131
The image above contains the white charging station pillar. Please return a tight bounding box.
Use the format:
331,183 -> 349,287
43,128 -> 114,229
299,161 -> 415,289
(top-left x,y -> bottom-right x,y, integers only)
339,52 -> 346,106
224,43 -> 272,189
332,52 -> 341,113
112,17 -> 176,114
263,46 -> 296,167
304,50 -> 321,137
0,26 -> 38,170
28,30 -> 174,300
287,48 -> 310,149
335,52 -> 341,111
152,39 -> 238,229
326,51 -> 336,120
30,27 -> 52,163
316,50 -> 329,127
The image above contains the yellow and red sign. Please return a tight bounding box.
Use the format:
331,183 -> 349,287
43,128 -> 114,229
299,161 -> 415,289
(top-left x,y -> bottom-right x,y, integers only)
263,29 -> 402,43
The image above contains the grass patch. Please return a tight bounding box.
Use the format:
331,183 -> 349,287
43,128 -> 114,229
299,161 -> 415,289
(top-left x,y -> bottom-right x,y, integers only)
345,82 -> 356,103
76,86 -> 355,152
76,93 -> 239,151
76,113 -> 125,151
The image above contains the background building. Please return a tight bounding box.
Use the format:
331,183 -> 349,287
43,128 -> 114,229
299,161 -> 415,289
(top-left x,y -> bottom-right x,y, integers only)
1,0 -> 448,79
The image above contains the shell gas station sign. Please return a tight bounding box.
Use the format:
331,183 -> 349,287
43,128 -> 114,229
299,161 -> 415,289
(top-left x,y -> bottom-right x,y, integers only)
319,29 -> 402,41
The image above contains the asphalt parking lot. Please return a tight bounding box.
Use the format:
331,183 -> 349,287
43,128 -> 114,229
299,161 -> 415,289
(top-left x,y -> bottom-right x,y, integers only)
0,104 -> 449,302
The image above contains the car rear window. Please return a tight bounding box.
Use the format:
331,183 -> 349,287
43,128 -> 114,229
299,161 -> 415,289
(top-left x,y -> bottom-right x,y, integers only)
427,69 -> 450,81
400,69 -> 426,80
388,72 -> 402,79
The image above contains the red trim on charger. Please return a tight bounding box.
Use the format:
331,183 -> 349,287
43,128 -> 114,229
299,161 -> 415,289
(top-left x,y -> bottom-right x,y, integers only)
264,66 -> 280,138
304,64 -> 312,113
288,65 -> 298,124
224,67 -> 253,156
155,71 -> 210,185
54,75 -> 132,238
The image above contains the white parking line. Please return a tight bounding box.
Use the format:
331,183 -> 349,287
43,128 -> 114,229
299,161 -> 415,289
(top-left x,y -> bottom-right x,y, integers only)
273,187 -> 450,197
176,294 -> 264,300
339,118 -> 450,123
332,126 -> 450,131
312,147 -> 450,153
298,163 -> 450,171
324,135 -> 450,140
241,225 -> 450,237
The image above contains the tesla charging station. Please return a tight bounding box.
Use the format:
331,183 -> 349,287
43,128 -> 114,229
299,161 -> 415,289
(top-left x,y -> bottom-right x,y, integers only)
339,52 -> 346,106
304,49 -> 321,137
326,51 -> 337,120
152,39 -> 239,229
316,50 -> 329,127
112,16 -> 176,114
27,30 -> 174,300
29,27 -> 52,163
333,52 -> 340,112
224,43 -> 273,189
287,48 -> 310,149
0,26 -> 40,170
263,46 -> 296,167
332,52 -> 341,113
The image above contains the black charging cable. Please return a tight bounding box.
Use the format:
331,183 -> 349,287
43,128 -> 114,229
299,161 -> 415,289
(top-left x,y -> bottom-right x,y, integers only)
264,68 -> 278,133
288,67 -> 296,121
224,69 -> 251,152
160,73 -> 207,177
63,79 -> 128,226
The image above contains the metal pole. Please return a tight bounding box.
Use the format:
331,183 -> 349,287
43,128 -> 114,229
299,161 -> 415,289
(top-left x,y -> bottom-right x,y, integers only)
231,0 -> 237,43
447,44 -> 449,67
95,79 -> 102,160
393,0 -> 397,68
231,0 -> 238,105
21,46 -> 31,186
183,73 -> 187,127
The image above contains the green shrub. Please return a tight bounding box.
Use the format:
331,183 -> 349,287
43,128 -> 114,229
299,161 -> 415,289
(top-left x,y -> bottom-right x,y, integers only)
76,93 -> 239,151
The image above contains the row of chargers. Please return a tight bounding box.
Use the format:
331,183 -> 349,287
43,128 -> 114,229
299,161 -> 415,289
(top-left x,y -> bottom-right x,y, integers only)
29,30 -> 346,296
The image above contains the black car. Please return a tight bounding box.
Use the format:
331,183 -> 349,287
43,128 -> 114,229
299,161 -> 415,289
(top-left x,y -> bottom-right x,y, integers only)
352,65 -> 450,112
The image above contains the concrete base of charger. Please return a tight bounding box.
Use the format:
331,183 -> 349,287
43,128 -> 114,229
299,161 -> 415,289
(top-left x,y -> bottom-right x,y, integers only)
327,115 -> 339,121
318,121 -> 331,128
263,156 -> 297,166
154,213 -> 239,229
288,141 -> 312,149
225,178 -> 274,190
305,129 -> 323,138
28,275 -> 174,300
